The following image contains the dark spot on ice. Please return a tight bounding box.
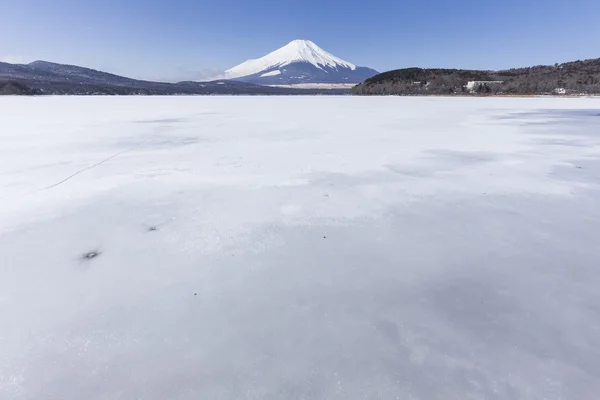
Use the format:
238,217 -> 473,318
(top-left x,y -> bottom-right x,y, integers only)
82,251 -> 100,260
323,236 -> 327,239
373,319 -> 400,343
194,293 -> 198,296
575,166 -> 583,169
148,226 -> 158,231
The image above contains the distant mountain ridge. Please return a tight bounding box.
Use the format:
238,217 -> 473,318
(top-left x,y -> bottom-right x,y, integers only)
0,60 -> 142,86
223,40 -> 378,85
0,60 -> 351,95
7,53 -> 598,96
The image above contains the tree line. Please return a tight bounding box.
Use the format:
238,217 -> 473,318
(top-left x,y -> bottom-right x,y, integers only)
353,58 -> 600,95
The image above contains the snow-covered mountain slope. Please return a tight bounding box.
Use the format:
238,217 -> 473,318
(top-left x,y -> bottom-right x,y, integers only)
225,40 -> 357,78
223,40 -> 378,85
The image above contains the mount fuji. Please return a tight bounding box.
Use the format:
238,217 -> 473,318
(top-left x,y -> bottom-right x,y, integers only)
223,40 -> 378,86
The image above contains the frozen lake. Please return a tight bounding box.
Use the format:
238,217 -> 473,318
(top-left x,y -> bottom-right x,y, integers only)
1,96 -> 600,399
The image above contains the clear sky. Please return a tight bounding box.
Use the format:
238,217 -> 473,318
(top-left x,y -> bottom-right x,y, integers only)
1,0 -> 599,81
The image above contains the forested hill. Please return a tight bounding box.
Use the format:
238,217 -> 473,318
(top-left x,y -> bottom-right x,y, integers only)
0,81 -> 42,95
353,58 -> 600,95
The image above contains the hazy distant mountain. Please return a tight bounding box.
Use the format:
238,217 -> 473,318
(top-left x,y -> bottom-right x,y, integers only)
223,40 -> 378,85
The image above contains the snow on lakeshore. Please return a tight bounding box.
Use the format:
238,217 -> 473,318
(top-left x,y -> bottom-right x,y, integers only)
1,96 -> 600,399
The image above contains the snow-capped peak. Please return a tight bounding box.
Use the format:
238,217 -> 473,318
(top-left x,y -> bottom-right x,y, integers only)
224,40 -> 357,79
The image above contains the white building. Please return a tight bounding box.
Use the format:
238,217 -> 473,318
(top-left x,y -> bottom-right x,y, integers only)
466,81 -> 504,91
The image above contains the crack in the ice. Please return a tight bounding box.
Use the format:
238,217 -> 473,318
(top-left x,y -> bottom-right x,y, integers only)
39,149 -> 131,191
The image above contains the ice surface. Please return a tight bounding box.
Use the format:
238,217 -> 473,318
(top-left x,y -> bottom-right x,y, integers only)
1,96 -> 600,399
225,40 -> 357,79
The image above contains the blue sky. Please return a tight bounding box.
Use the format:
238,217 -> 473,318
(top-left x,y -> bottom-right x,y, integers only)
1,0 -> 599,81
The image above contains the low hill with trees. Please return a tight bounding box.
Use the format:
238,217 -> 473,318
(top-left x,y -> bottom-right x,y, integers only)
353,58 -> 600,95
